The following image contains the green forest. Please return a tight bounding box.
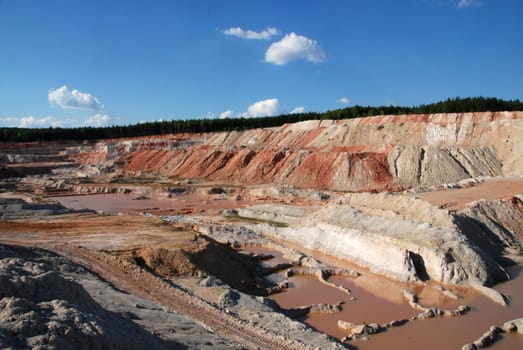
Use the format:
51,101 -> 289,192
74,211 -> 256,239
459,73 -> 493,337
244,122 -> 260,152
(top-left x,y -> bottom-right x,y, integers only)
1,97 -> 522,142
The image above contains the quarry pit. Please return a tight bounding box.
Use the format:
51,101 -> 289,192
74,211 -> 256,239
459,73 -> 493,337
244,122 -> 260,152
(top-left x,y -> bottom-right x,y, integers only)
1,112 -> 523,349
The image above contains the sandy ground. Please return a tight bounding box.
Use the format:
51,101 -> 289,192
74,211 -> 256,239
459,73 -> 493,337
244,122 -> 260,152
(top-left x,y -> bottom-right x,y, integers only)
416,178 -> 523,210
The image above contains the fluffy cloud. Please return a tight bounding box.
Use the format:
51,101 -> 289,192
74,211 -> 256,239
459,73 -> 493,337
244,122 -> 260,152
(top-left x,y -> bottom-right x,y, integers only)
290,107 -> 305,114
0,115 -> 66,128
224,27 -> 279,40
48,85 -> 104,111
265,32 -> 326,65
457,0 -> 480,8
339,97 -> 351,105
21,116 -> 66,128
217,99 -> 293,119
0,113 -> 113,128
245,98 -> 282,118
219,110 -> 234,119
83,114 -> 111,127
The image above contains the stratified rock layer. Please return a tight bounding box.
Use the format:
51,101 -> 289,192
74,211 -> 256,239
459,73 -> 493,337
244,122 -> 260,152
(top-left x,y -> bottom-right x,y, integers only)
63,111 -> 523,192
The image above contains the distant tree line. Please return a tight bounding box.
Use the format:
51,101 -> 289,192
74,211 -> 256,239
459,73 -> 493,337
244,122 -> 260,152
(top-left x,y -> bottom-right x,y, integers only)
1,97 -> 522,142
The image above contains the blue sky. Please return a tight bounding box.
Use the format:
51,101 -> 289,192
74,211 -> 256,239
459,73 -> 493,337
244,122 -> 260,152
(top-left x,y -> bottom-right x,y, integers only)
0,0 -> 522,128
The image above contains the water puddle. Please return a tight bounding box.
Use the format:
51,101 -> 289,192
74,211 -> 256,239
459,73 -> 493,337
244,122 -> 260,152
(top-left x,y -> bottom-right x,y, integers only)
52,193 -> 253,215
239,247 -> 290,266
246,247 -> 523,349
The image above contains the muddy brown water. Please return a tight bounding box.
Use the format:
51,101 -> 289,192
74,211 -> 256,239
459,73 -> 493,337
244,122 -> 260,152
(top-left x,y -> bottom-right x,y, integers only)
52,193 -> 253,215
256,247 -> 523,350
240,247 -> 290,266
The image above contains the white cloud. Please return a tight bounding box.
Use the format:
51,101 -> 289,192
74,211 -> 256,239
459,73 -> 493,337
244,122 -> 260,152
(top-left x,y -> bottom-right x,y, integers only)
219,110 -> 234,119
0,117 -> 21,127
0,113 -> 113,128
224,27 -> 279,40
265,32 -> 326,65
214,99 -> 291,120
457,0 -> 480,8
290,107 -> 305,114
83,114 -> 111,127
21,116 -> 59,128
245,98 -> 282,118
48,85 -> 104,111
339,97 -> 351,105
138,119 -> 164,124
9,116 -> 65,128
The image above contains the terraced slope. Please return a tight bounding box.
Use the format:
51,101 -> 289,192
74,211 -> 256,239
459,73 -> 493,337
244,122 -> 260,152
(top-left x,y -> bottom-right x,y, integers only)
69,111 -> 522,192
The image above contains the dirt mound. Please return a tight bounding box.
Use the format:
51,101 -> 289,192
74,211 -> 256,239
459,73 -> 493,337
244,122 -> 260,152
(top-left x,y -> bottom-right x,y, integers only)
134,247 -> 198,276
133,237 -> 265,294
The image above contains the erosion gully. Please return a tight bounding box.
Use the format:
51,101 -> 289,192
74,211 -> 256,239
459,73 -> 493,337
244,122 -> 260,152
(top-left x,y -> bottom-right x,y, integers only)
53,193 -> 523,350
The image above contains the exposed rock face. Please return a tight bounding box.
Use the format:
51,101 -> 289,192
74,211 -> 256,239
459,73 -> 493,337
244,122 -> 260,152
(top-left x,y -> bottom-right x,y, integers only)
3,112 -> 520,192
242,192 -> 522,292
458,197 -> 523,261
114,112 -> 520,191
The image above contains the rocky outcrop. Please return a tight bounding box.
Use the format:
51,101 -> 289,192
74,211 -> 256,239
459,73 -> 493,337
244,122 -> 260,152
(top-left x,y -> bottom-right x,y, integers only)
250,191 -> 522,294
457,197 -> 523,262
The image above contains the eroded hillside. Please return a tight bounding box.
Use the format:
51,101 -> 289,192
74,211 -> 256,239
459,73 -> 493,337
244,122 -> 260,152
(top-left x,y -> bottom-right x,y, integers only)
59,111 -> 523,192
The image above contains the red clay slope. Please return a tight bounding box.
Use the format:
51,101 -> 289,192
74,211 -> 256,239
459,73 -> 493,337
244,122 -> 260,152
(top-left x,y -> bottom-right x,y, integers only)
76,111 -> 523,192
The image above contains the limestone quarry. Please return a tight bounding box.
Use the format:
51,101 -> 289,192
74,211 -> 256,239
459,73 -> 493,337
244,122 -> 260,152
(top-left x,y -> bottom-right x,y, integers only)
1,111 -> 523,349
